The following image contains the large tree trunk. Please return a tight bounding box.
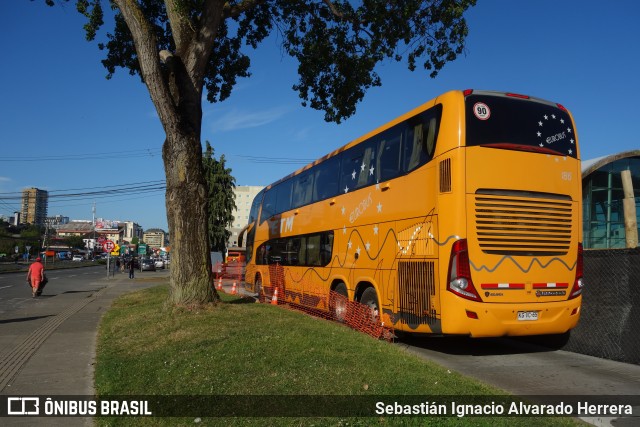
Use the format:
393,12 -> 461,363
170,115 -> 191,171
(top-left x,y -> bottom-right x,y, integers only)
163,129 -> 217,306
113,0 -> 223,306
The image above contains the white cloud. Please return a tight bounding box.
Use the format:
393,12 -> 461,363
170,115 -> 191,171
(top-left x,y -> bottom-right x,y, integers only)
209,106 -> 290,132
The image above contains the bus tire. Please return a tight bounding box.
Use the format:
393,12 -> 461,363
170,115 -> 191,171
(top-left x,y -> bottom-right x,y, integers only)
360,287 -> 380,322
330,282 -> 348,323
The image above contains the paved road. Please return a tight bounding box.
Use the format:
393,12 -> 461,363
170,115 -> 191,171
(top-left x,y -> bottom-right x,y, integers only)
397,335 -> 640,426
0,266 -> 165,426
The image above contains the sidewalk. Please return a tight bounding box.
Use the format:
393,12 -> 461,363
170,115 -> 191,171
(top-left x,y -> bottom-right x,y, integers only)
0,271 -> 170,426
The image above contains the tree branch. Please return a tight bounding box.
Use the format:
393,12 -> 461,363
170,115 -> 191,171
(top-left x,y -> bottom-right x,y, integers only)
165,0 -> 194,54
322,0 -> 344,20
113,0 -> 178,132
223,0 -> 266,19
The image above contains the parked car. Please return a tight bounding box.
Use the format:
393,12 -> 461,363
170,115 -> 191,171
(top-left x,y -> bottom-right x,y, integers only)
154,259 -> 165,269
72,255 -> 84,262
140,258 -> 156,271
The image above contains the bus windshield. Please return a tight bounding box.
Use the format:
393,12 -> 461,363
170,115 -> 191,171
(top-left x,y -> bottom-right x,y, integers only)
465,93 -> 577,158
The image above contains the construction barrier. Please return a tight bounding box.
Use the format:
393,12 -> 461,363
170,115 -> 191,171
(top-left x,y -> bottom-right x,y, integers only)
260,263 -> 394,341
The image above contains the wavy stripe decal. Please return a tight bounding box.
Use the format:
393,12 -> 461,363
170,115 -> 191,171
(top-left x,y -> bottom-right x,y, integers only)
470,255 -> 576,274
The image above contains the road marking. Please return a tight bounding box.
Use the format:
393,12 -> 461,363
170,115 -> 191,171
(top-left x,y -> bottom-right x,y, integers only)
0,286 -> 12,290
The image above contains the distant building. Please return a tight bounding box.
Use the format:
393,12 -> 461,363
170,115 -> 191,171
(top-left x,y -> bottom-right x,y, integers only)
46,215 -> 70,227
122,221 -> 143,244
143,229 -> 166,248
21,187 -> 48,226
582,150 -> 640,249
56,221 -> 95,237
228,185 -> 264,247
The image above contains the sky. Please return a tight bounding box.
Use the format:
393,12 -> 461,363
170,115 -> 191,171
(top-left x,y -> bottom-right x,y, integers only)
1,1 -> 639,232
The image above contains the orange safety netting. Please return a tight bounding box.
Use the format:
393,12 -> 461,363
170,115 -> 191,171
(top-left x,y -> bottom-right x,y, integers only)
260,264 -> 394,341
212,261 -> 246,282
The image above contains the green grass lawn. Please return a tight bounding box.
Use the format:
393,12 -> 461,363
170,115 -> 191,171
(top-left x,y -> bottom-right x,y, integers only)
94,284 -> 583,426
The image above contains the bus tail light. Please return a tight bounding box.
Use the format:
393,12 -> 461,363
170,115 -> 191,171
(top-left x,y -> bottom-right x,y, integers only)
447,239 -> 482,302
568,243 -> 584,300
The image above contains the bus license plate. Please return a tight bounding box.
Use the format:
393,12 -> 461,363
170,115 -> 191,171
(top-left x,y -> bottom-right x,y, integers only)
517,311 -> 538,321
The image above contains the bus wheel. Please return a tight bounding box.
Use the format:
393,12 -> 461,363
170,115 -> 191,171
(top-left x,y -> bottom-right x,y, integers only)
360,287 -> 380,322
330,283 -> 348,322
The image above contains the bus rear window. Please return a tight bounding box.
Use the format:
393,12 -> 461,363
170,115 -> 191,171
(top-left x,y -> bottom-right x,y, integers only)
465,94 -> 577,158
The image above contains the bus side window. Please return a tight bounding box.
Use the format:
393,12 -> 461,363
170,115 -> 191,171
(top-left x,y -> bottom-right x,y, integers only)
249,189 -> 264,223
357,143 -> 376,188
403,106 -> 441,172
341,141 -> 376,192
260,189 -> 276,223
320,232 -> 334,266
306,234 -> 321,266
292,171 -> 314,208
275,179 -> 293,215
376,130 -> 402,182
313,155 -> 341,201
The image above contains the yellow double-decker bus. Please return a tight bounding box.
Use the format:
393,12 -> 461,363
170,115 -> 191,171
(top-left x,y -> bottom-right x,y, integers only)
241,89 -> 583,338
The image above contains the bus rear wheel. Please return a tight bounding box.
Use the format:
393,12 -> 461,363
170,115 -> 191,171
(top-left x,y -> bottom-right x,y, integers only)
360,287 -> 380,322
330,282 -> 348,322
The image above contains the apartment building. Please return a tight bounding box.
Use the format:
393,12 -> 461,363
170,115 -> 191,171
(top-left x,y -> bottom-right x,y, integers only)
21,187 -> 48,226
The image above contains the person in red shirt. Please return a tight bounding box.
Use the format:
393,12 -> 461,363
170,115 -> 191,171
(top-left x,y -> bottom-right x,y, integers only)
27,257 -> 45,298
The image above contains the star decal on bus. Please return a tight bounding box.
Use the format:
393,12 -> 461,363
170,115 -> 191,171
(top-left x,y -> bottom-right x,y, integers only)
373,225 -> 379,235
351,170 -> 356,180
369,166 -> 375,176
344,185 -> 349,194
377,202 -> 383,212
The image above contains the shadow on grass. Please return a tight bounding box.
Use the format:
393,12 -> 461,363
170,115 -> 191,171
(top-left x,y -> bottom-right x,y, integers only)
223,296 -> 258,305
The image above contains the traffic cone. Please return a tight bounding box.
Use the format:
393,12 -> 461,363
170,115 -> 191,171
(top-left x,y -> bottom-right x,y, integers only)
216,277 -> 223,291
271,287 -> 279,305
231,282 -> 237,295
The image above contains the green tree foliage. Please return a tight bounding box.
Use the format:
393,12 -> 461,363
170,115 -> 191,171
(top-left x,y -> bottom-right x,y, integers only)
64,235 -> 87,250
203,141 -> 236,253
43,0 -> 476,306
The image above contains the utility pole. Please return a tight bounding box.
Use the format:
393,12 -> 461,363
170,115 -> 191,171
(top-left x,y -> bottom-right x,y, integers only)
92,202 -> 96,258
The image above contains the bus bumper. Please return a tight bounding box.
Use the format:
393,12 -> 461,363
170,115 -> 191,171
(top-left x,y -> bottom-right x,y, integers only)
440,294 -> 582,337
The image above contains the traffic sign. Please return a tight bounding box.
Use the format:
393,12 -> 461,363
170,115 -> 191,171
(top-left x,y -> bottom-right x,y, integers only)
103,240 -> 115,252
110,243 -> 121,256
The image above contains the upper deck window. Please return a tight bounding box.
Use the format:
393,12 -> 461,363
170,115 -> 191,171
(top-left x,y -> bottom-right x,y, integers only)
465,94 -> 577,158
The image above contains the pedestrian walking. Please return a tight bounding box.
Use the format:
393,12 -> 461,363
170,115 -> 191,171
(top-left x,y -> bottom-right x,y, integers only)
26,257 -> 45,298
128,259 -> 135,279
